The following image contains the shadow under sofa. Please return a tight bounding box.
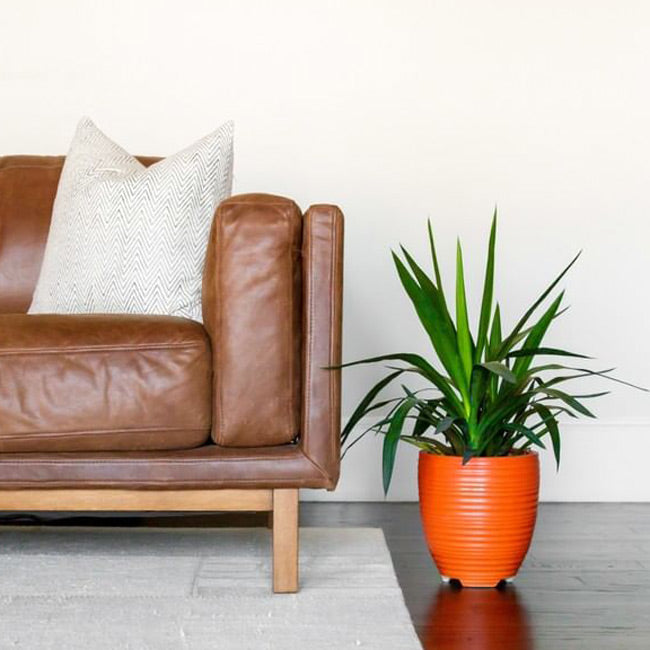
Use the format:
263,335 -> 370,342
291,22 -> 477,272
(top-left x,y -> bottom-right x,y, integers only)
0,155 -> 344,593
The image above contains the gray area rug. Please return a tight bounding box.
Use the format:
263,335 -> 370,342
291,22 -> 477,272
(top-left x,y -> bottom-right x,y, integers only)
0,527 -> 421,649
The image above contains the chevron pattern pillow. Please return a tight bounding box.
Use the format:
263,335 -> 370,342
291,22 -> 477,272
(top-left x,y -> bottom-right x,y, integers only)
29,117 -> 234,322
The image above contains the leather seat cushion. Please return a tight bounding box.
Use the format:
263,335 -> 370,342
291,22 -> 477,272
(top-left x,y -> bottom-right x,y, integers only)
0,314 -> 212,452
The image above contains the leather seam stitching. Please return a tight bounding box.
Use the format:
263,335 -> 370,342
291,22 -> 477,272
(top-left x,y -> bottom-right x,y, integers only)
0,480 -> 326,487
0,428 -> 207,439
0,342 -> 204,356
303,213 -> 313,456
329,214 -> 337,470
221,201 -> 292,207
0,456 -> 301,465
0,165 -> 62,172
284,208 -> 294,442
299,212 -> 329,481
215,208 -> 225,445
301,449 -> 329,480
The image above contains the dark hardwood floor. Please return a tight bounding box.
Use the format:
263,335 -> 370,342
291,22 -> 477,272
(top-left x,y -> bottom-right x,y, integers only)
304,503 -> 650,649
2,502 -> 649,649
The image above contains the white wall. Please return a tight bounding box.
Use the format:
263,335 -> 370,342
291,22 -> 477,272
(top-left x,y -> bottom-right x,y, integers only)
1,1 -> 649,501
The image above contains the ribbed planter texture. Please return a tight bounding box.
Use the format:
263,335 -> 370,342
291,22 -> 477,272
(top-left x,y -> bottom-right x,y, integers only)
418,450 -> 539,588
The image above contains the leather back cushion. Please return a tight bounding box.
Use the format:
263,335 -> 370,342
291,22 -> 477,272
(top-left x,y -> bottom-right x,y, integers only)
203,194 -> 302,447
0,155 -> 160,314
0,156 -> 63,312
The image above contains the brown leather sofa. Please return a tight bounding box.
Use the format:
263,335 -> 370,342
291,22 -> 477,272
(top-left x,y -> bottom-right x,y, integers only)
0,155 -> 343,593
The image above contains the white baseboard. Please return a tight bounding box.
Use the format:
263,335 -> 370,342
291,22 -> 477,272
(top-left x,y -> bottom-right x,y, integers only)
300,419 -> 650,502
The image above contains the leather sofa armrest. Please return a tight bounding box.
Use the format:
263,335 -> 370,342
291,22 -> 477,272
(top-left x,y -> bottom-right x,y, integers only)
299,204 -> 344,489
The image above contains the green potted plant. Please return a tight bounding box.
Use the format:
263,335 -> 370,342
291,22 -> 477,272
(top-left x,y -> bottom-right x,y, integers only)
340,213 -> 644,587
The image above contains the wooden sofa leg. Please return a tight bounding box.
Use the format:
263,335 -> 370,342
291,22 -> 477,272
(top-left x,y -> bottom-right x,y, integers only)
272,488 -> 299,593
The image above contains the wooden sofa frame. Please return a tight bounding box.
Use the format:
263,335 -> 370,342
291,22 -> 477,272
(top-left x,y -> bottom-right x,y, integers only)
0,488 -> 299,593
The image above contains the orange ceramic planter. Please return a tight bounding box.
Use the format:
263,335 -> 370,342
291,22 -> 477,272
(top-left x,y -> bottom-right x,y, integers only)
418,451 -> 539,588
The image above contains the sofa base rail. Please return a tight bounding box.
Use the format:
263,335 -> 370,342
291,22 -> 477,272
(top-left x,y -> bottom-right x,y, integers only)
0,487 -> 299,594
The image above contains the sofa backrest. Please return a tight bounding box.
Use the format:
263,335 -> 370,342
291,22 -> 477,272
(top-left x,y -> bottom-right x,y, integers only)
0,155 -> 160,313
0,155 -> 319,450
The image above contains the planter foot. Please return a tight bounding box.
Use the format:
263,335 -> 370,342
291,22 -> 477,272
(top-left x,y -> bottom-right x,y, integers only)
441,577 -> 511,588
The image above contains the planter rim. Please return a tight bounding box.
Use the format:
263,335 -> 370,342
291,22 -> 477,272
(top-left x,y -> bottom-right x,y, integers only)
418,450 -> 538,463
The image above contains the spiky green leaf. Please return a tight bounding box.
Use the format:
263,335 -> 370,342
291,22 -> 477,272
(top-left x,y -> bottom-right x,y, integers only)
341,370 -> 403,444
455,240 -> 473,381
475,210 -> 496,362
382,399 -> 416,494
392,251 -> 469,405
479,361 -> 517,384
512,292 -> 565,378
533,403 -> 561,470
498,252 -> 581,358
507,347 -> 591,360
427,219 -> 446,307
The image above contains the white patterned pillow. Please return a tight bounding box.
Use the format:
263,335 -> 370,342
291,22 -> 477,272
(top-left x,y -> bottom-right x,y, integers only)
29,117 -> 234,322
